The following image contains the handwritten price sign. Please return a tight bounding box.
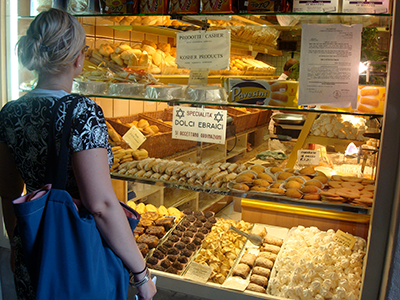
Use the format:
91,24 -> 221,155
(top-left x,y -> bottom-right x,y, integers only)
334,229 -> 356,249
297,150 -> 319,165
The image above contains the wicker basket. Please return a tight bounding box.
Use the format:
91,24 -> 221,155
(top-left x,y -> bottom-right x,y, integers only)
247,108 -> 273,127
140,108 -> 173,127
107,114 -> 196,158
225,107 -> 259,132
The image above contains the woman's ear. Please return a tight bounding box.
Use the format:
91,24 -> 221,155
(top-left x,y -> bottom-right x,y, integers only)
75,52 -> 83,68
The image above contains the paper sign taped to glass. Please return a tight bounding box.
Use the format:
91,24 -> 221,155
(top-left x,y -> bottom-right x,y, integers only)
176,29 -> 231,71
298,23 -> 363,109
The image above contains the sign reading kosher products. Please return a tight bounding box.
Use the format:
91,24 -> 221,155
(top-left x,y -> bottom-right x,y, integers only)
172,106 -> 227,145
176,30 -> 231,70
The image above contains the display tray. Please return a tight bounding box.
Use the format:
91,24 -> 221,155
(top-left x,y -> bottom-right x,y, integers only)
145,211 -> 217,275
185,218 -> 254,285
272,113 -> 306,125
228,187 -> 371,212
221,224 -> 288,295
266,226 -> 367,299
111,172 -> 229,195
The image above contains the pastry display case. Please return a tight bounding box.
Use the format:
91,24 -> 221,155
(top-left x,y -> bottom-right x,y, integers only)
3,0 -> 400,299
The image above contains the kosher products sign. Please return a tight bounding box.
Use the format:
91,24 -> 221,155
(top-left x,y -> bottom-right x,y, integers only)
176,29 -> 231,70
172,106 -> 227,145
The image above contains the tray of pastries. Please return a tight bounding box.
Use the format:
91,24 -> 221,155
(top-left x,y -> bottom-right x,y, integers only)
126,202 -> 183,257
146,209 -> 217,275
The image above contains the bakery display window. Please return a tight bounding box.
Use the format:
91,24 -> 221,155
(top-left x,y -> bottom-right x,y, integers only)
4,1 -> 400,299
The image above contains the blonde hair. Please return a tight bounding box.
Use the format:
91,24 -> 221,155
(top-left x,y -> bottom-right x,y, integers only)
17,8 -> 86,75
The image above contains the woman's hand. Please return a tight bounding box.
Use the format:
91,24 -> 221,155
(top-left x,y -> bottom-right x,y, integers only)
137,278 -> 157,300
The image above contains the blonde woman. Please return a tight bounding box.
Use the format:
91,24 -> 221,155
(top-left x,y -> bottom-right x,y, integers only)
0,9 -> 156,300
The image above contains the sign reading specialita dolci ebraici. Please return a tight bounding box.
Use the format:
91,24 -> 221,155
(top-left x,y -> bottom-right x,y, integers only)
176,29 -> 231,70
172,106 -> 227,145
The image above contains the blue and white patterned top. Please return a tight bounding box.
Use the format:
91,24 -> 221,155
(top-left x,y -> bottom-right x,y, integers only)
0,89 -> 112,197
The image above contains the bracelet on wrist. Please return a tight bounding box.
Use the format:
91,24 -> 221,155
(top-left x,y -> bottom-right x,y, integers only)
131,265 -> 147,275
130,268 -> 150,288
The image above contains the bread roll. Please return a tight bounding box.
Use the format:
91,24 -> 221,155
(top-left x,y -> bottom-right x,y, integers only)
246,283 -> 266,293
263,235 -> 283,247
158,42 -> 171,53
128,54 -> 139,68
142,45 -> 156,56
105,121 -> 122,143
138,52 -> 149,66
236,174 -> 253,183
232,263 -> 251,279
149,125 -> 159,134
232,183 -> 250,191
142,126 -> 155,135
110,53 -> 124,66
250,274 -> 268,287
239,253 -> 256,267
261,244 -> 281,254
115,44 -> 132,54
142,39 -> 157,49
137,119 -> 149,129
153,49 -> 165,66
252,266 -> 271,278
303,193 -> 321,201
253,179 -> 271,187
257,251 -> 277,262
255,257 -> 273,269
99,44 -> 114,57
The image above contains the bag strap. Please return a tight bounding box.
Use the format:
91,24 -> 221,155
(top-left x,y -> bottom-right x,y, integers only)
45,94 -> 83,189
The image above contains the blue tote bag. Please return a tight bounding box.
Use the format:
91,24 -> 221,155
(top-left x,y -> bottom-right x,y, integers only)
12,95 -> 140,300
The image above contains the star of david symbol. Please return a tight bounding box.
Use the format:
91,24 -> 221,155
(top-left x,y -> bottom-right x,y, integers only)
214,111 -> 224,123
176,108 -> 185,119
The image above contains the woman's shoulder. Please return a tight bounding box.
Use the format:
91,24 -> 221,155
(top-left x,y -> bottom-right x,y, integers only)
0,93 -> 53,114
72,95 -> 103,113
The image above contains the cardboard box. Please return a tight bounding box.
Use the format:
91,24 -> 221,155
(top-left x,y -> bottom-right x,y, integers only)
356,85 -> 386,114
320,85 -> 386,114
223,78 -> 299,108
342,0 -> 390,13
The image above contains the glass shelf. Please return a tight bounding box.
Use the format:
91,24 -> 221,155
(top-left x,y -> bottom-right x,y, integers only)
110,172 -> 371,215
19,12 -> 392,29
75,93 -> 384,118
19,12 -> 393,18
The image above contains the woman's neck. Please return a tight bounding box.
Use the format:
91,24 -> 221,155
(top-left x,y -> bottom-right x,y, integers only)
35,70 -> 74,93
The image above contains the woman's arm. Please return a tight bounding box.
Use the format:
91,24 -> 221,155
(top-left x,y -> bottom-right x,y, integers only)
0,142 -> 25,245
71,148 -> 156,300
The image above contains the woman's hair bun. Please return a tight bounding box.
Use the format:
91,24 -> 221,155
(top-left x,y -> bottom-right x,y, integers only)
17,8 -> 86,74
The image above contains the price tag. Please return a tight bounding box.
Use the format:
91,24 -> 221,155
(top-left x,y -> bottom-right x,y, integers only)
183,262 -> 213,283
188,69 -> 209,86
222,276 -> 248,291
334,229 -> 356,249
122,126 -> 146,150
297,150 -> 319,165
